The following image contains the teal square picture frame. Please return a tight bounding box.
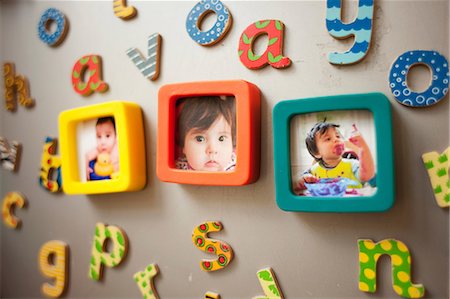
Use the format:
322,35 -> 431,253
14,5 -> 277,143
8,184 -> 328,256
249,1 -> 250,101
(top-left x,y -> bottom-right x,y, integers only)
273,93 -> 395,213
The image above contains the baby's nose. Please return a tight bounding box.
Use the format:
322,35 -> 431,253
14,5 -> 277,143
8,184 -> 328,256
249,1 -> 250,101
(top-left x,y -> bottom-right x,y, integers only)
206,142 -> 218,154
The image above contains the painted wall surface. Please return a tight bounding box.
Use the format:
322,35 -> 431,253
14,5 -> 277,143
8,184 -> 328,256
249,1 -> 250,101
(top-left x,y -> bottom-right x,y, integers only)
0,0 -> 448,298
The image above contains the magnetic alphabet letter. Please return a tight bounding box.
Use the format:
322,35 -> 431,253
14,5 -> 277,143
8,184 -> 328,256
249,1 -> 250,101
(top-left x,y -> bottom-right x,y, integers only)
126,33 -> 162,81
326,0 -> 374,64
89,223 -> 128,281
71,55 -> 109,96
0,137 -> 21,171
2,192 -> 26,229
134,264 -> 159,299
389,50 -> 449,107
358,239 -> 425,298
3,63 -> 34,111
422,147 -> 450,208
192,221 -> 233,271
255,267 -> 284,299
186,0 -> 232,46
113,0 -> 137,20
39,137 -> 62,193
39,240 -> 69,298
238,20 -> 291,70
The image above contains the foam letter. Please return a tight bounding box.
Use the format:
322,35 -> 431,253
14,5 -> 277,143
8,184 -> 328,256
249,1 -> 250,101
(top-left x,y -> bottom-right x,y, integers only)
3,63 -> 34,111
71,55 -> 109,96
2,192 -> 26,229
389,50 -> 449,107
39,137 -> 62,193
113,0 -> 137,20
238,20 -> 291,70
89,223 -> 128,281
358,239 -> 425,298
326,0 -> 374,64
255,267 -> 284,299
186,0 -> 232,46
126,33 -> 162,81
192,221 -> 233,271
134,264 -> 159,299
37,8 -> 69,47
205,291 -> 220,299
39,241 -> 69,298
422,147 -> 450,208
0,137 -> 21,171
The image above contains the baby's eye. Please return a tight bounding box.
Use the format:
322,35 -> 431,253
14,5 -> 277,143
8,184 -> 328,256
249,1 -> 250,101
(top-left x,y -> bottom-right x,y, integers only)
106,134 -> 110,138
195,136 -> 205,142
218,135 -> 227,142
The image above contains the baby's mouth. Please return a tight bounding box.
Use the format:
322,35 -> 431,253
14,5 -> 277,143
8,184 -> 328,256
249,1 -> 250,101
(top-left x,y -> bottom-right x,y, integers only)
333,144 -> 344,155
205,160 -> 220,168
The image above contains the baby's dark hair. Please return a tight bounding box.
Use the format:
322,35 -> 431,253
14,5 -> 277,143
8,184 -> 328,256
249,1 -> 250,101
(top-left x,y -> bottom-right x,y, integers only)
96,116 -> 116,131
305,121 -> 340,161
177,96 -> 235,148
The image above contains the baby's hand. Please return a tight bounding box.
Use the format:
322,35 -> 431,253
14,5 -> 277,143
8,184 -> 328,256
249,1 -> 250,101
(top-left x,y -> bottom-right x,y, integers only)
295,174 -> 319,191
348,134 -> 368,148
347,124 -> 368,148
86,167 -> 93,180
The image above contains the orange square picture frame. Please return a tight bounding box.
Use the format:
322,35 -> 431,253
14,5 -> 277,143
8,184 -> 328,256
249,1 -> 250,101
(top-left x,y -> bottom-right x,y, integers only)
157,80 -> 261,185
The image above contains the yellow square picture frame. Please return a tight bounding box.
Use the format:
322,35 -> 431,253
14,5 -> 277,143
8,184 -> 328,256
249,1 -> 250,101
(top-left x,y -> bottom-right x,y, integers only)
59,101 -> 146,194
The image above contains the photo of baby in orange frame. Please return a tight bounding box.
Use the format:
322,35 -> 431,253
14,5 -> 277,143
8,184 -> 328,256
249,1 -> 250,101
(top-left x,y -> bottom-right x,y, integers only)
175,96 -> 236,172
156,80 -> 261,186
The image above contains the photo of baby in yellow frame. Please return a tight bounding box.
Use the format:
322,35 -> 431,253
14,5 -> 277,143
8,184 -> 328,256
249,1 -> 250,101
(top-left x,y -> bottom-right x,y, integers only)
59,101 -> 146,194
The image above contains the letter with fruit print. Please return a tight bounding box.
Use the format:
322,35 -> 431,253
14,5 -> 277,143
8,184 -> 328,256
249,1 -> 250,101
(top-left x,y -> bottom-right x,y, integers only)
238,20 -> 291,70
422,147 -> 450,208
133,263 -> 159,299
192,221 -> 233,271
39,240 -> 69,298
358,239 -> 425,298
71,55 -> 108,96
39,137 -> 62,192
89,223 -> 128,281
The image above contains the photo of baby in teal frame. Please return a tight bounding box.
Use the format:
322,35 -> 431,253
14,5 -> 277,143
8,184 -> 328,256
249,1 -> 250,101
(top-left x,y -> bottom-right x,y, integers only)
273,93 -> 395,212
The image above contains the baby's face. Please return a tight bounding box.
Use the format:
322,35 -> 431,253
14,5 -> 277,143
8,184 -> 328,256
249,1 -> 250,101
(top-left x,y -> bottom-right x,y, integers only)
314,127 -> 344,162
183,115 -> 233,171
96,121 -> 116,153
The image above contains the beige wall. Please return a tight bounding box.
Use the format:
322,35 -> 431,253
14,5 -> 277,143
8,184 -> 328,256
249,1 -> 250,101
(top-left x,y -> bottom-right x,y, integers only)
0,1 -> 448,298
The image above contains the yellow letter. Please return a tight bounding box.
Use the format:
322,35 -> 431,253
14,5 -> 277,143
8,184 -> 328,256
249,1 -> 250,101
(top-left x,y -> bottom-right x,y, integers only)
2,192 -> 26,229
39,241 -> 69,298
